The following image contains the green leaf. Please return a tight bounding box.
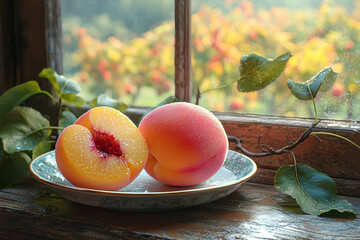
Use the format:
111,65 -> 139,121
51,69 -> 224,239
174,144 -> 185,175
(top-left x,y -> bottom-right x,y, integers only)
0,81 -> 53,125
287,67 -> 338,100
39,68 -> 82,97
32,141 -> 52,159
59,110 -> 77,129
138,96 -> 179,126
274,164 -> 355,216
39,68 -> 60,95
0,147 -> 31,189
89,94 -> 128,113
237,52 -> 292,92
61,93 -> 86,107
0,106 -> 51,154
56,72 -> 81,95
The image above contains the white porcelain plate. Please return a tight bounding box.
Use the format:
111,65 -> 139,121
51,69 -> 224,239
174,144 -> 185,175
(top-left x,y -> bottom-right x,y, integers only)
29,150 -> 257,211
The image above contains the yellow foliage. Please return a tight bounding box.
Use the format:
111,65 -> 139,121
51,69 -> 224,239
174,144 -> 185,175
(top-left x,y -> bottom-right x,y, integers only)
107,49 -> 121,62
348,83 -> 358,93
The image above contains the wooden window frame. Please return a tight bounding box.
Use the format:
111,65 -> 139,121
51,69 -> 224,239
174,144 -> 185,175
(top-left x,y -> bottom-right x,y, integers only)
1,0 -> 359,196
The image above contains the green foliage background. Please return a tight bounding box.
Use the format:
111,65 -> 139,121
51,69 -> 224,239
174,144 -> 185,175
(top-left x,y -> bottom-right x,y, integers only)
61,0 -> 360,119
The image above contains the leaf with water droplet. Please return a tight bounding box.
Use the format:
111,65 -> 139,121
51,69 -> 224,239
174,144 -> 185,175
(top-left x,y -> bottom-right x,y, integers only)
0,106 -> 51,154
237,52 -> 292,92
0,143 -> 31,189
287,67 -> 338,100
56,73 -> 82,95
39,68 -> 82,97
89,94 -> 128,113
274,164 -> 355,216
0,81 -> 53,126
32,140 -> 52,159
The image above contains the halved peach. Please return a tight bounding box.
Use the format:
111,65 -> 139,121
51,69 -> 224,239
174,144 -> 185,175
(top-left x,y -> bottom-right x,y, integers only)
55,107 -> 148,191
138,102 -> 228,186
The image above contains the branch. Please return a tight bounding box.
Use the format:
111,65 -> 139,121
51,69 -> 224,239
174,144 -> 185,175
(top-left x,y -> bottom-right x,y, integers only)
195,87 -> 201,105
228,120 -> 321,157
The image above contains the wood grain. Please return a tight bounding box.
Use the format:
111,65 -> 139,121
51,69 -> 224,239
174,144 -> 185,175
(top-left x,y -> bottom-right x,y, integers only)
10,0 -> 61,130
175,0 -> 192,102
0,180 -> 359,239
221,115 -> 360,197
0,0 -> 17,93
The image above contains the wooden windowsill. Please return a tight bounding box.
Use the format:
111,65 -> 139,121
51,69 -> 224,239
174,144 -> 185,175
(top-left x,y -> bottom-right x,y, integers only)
126,106 -> 360,197
0,178 -> 359,239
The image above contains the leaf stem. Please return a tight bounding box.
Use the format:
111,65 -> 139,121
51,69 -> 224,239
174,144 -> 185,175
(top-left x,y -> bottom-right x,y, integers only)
311,98 -> 318,123
307,83 -> 318,122
311,132 -> 360,150
38,90 -> 57,102
26,126 -> 65,137
58,80 -> 70,101
289,151 -> 299,183
201,78 -> 238,94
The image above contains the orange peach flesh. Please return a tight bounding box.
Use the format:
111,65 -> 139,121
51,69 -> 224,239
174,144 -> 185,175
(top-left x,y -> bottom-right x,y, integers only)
55,107 -> 148,191
139,102 -> 228,186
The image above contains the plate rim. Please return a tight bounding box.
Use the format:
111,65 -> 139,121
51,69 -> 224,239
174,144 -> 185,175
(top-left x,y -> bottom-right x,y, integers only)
29,150 -> 257,197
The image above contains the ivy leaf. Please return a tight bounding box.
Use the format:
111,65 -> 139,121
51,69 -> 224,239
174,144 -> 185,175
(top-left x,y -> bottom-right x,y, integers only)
89,94 -> 128,113
274,164 -> 355,216
61,93 -> 86,107
237,52 -> 292,92
138,95 -> 179,126
287,67 -> 338,100
0,146 -> 31,189
32,141 -> 52,159
0,81 -> 53,126
0,106 -> 51,154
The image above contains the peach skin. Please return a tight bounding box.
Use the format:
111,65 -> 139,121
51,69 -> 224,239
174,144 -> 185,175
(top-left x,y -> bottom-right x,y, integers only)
138,102 -> 228,186
55,106 -> 148,191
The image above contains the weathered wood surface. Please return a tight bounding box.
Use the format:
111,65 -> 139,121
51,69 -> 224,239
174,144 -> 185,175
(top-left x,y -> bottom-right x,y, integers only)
220,114 -> 360,180
0,0 -> 61,127
220,115 -> 360,197
175,0 -> 192,102
0,179 -> 359,239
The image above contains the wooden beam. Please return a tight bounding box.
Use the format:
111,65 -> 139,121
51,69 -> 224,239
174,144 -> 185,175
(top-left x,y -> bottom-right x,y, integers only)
174,0 -> 192,102
44,0 -> 63,74
0,0 -> 62,129
0,0 -> 17,93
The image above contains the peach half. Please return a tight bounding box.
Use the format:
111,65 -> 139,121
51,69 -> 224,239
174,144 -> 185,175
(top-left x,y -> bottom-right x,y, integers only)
138,102 -> 228,186
55,106 -> 148,191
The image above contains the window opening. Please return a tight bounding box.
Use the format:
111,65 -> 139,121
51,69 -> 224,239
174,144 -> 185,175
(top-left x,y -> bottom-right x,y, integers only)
61,0 -> 175,107
191,0 -> 360,120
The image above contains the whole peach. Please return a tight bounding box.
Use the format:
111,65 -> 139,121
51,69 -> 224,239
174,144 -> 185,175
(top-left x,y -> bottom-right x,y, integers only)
138,102 -> 228,186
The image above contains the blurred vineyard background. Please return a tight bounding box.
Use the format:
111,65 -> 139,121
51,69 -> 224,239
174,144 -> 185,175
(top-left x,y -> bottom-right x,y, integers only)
61,0 -> 360,120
